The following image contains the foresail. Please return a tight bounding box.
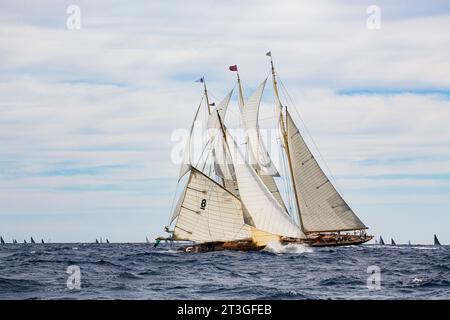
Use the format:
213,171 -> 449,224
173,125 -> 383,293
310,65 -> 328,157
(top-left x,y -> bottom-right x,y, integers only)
226,131 -> 304,238
173,168 -> 251,242
286,111 -> 366,232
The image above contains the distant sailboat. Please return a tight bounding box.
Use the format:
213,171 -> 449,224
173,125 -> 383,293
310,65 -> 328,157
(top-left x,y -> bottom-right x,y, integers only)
41,239 -> 45,244
13,239 -> 18,244
23,239 -> 27,244
379,236 -> 385,245
95,238 -> 99,244
391,238 -> 396,245
0,236 -> 5,245
408,240 -> 411,246
434,234 -> 441,246
146,237 -> 150,244
100,237 -> 103,244
30,237 -> 35,244
106,239 -> 110,244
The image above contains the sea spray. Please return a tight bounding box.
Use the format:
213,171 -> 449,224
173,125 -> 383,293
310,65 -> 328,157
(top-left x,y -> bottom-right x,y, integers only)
263,241 -> 313,254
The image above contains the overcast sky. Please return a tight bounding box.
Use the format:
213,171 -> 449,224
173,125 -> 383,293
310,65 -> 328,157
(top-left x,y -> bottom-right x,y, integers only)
0,0 -> 449,243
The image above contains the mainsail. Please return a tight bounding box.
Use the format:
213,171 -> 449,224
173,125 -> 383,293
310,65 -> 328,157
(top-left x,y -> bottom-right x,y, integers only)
285,111 -> 366,233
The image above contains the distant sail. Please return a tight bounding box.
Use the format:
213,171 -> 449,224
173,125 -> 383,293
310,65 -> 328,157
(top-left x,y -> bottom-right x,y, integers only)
146,237 -> 150,244
24,239 -> 27,244
41,239 -> 45,244
13,239 -> 18,244
391,238 -> 396,245
30,237 -> 35,244
379,236 -> 385,245
408,240 -> 411,246
0,236 -> 5,245
95,239 -> 99,244
106,239 -> 110,244
434,234 -> 441,246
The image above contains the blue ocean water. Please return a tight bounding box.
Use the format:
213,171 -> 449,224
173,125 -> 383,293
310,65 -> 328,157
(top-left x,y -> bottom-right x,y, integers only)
0,243 -> 449,299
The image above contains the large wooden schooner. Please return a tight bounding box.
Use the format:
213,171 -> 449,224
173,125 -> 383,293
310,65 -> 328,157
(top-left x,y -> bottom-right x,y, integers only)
157,52 -> 373,252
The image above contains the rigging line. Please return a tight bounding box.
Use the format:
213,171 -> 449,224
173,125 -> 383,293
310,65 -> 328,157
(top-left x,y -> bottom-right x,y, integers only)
195,138 -> 213,169
277,75 -> 345,197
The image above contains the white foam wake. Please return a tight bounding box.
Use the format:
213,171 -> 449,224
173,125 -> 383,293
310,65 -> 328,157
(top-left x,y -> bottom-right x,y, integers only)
263,241 -> 313,254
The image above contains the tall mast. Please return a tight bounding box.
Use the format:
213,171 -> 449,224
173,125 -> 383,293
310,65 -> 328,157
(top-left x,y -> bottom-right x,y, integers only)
202,77 -> 212,115
268,52 -> 306,234
236,72 -> 245,110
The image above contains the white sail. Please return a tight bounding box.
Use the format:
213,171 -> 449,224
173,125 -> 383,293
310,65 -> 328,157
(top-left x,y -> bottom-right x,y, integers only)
285,111 -> 366,232
207,90 -> 235,180
226,131 -> 304,238
173,168 -> 251,242
240,79 -> 279,176
237,79 -> 286,210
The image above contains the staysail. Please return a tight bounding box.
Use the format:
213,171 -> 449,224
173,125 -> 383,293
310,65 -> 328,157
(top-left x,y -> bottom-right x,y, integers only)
226,131 -> 304,239
172,167 -> 251,242
285,111 -> 366,233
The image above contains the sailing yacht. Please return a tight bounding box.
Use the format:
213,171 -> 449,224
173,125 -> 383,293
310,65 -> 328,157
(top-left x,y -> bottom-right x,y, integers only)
391,238 -> 396,245
434,234 -> 441,246
0,236 -> 5,245
157,53 -> 373,252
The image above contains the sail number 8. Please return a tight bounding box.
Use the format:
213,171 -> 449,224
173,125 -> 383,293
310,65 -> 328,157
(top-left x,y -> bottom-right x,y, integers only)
200,199 -> 207,210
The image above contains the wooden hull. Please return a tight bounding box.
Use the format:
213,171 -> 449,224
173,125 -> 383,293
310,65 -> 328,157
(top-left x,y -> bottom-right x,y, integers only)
177,235 -> 373,253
